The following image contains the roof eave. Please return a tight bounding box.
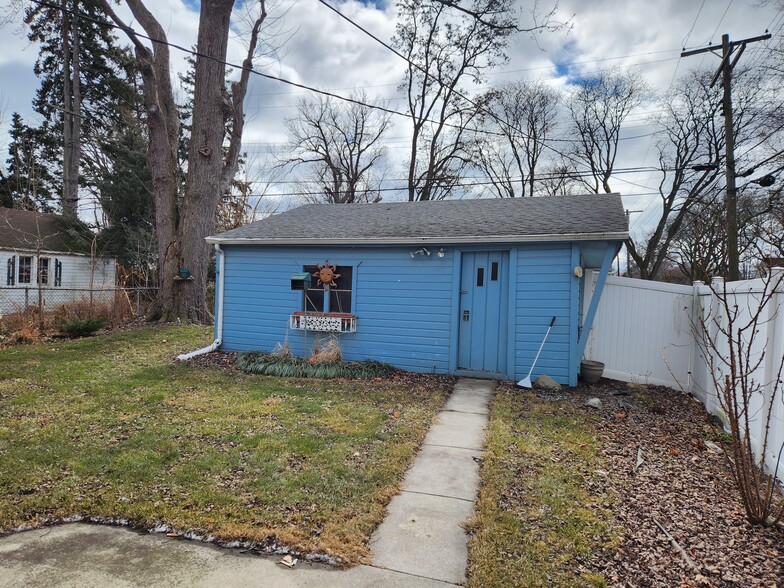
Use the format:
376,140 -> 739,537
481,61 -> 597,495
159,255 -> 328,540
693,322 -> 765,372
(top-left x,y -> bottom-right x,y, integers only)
206,232 -> 629,246
0,245 -> 114,258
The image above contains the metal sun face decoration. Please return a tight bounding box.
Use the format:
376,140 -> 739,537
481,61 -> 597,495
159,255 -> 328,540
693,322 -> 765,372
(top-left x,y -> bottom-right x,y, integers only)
313,261 -> 341,290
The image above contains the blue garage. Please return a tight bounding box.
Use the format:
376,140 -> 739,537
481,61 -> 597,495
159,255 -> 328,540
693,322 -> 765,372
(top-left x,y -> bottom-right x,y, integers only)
203,195 -> 627,385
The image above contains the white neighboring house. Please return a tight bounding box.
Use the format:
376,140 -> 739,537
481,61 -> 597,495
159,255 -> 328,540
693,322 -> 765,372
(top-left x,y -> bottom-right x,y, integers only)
1,208 -> 116,315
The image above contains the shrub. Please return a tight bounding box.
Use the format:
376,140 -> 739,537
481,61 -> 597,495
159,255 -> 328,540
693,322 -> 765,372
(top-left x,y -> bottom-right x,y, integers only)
59,316 -> 108,338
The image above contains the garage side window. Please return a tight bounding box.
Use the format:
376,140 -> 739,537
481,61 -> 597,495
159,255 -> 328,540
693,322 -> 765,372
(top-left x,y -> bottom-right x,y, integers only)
303,265 -> 353,313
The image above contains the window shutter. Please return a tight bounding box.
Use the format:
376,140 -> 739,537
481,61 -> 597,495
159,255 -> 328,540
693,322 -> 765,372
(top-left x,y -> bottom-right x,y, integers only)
54,259 -> 62,287
6,257 -> 15,286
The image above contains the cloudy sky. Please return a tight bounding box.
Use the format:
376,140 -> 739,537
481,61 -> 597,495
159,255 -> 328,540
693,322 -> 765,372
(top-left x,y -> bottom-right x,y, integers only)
0,0 -> 780,236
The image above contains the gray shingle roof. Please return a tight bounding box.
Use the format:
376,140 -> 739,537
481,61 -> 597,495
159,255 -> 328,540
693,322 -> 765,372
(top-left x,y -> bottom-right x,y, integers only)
208,194 -> 628,245
0,208 -> 93,253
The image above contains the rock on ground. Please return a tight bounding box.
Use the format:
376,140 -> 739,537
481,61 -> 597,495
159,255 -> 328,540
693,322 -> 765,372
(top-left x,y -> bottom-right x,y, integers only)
533,374 -> 561,391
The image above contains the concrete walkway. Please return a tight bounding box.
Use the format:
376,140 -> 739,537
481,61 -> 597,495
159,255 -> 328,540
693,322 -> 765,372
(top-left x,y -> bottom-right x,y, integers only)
0,378 -> 493,587
370,378 -> 492,585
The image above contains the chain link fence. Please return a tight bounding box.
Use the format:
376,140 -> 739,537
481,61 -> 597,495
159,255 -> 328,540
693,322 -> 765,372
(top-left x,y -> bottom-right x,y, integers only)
0,287 -> 159,339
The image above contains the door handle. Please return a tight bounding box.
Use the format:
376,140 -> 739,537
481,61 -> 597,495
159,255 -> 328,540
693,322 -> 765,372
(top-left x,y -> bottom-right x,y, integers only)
463,310 -> 470,321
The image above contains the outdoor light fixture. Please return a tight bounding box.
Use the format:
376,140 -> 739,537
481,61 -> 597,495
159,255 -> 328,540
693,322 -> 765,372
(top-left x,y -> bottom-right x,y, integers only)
410,247 -> 431,258
437,248 -> 446,258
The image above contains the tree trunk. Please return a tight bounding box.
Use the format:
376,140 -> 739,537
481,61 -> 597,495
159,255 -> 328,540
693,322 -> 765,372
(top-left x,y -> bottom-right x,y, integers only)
61,0 -> 75,217
177,0 -> 234,322
132,41 -> 180,321
65,6 -> 82,218
96,0 -> 265,323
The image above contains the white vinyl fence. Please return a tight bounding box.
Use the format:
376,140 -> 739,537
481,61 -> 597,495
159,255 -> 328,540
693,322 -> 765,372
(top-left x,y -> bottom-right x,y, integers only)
584,269 -> 784,477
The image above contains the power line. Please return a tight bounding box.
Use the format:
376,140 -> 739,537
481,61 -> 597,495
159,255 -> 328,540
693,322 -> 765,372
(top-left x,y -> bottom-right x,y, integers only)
682,0 -> 707,49
26,0 -> 516,142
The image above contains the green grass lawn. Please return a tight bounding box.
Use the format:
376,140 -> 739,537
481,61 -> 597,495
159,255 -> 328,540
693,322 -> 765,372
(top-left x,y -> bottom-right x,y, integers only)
466,384 -> 618,587
0,325 -> 452,564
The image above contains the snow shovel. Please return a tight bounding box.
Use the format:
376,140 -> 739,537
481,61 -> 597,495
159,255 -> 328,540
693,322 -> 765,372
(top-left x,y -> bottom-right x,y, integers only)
517,316 -> 556,388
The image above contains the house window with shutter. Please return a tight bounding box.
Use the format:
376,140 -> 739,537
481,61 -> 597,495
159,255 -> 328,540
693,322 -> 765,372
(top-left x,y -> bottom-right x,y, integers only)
54,259 -> 62,287
6,257 -> 15,286
18,256 -> 32,284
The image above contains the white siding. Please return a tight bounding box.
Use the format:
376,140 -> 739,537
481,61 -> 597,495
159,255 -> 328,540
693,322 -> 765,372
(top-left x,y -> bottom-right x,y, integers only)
0,248 -> 116,315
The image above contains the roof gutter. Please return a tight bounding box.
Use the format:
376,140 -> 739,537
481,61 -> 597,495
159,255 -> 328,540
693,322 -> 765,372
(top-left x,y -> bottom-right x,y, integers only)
206,231 -> 629,246
177,243 -> 225,361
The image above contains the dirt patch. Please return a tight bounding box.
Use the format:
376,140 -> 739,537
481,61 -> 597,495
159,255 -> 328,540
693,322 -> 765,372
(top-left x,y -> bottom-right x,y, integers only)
561,379 -> 784,586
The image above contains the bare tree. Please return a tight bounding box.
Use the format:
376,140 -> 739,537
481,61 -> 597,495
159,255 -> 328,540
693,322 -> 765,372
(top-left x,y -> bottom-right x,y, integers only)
94,0 -> 268,322
537,161 -> 580,196
745,185 -> 784,264
281,93 -> 391,204
567,69 -> 647,194
471,81 -> 560,198
629,70 -> 770,280
627,73 -> 724,280
393,0 -> 517,201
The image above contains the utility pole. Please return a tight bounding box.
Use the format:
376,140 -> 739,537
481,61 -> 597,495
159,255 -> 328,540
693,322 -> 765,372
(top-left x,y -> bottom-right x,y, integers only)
681,32 -> 771,281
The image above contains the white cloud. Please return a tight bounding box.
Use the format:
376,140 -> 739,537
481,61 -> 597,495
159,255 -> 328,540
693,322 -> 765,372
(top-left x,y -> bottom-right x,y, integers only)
0,0 -> 778,214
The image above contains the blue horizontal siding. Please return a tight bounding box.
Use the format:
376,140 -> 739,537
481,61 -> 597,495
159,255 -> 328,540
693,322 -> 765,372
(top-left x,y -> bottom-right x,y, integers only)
513,243 -> 577,384
217,241 -> 605,384
220,245 -> 457,374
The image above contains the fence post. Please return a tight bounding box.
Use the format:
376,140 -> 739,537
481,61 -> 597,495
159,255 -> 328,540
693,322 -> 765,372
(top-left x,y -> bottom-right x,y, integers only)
761,267 -> 784,474
707,276 -> 726,420
689,281 -> 704,398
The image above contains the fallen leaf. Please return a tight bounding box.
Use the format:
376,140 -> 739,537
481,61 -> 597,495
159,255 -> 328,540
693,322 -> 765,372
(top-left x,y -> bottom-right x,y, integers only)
669,448 -> 680,456
279,555 -> 297,568
614,412 -> 627,419
690,438 -> 706,450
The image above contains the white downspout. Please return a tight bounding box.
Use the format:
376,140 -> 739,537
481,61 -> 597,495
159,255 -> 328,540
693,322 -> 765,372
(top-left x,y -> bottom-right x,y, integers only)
178,243 -> 225,360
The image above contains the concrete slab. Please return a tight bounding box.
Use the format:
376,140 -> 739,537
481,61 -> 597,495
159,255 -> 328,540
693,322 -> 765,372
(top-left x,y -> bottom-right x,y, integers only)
442,391 -> 491,415
402,444 -> 480,501
422,410 -> 487,451
370,492 -> 474,585
441,379 -> 495,416
0,524 -> 456,588
450,378 -> 495,398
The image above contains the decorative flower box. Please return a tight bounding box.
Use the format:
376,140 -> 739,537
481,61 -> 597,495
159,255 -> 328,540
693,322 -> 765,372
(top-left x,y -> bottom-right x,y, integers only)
290,312 -> 357,333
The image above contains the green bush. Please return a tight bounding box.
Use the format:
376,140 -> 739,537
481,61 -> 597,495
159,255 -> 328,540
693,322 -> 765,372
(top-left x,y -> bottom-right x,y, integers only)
235,352 -> 396,379
59,316 -> 108,338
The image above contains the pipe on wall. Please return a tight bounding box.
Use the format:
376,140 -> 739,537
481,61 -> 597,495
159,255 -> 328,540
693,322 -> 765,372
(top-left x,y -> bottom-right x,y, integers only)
177,243 -> 225,361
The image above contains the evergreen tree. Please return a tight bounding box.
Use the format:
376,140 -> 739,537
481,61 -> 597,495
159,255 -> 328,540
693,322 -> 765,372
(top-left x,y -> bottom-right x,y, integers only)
24,0 -> 140,215
95,122 -> 156,276
0,113 -> 58,211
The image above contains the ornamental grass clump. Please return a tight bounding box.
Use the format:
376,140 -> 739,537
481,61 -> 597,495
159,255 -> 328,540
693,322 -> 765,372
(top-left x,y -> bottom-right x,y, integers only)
235,351 -> 396,379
